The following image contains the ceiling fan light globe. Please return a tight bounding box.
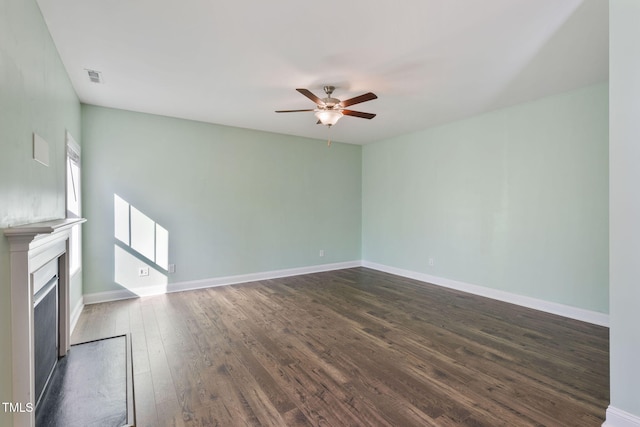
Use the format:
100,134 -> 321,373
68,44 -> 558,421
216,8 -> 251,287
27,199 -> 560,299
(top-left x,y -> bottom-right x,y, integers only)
314,109 -> 343,126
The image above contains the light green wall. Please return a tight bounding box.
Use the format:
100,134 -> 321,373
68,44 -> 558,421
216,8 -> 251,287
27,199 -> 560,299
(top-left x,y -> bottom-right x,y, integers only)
81,105 -> 362,295
363,83 -> 608,314
0,0 -> 81,422
0,1 -> 616,419
609,0 -> 640,420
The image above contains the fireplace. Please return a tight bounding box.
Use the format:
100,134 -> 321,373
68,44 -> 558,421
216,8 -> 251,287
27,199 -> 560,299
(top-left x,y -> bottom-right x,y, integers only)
4,218 -> 85,427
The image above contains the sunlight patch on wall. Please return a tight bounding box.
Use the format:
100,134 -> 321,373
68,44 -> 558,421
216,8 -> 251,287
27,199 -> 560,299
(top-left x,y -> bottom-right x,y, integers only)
131,206 -> 155,262
113,194 -> 169,296
114,246 -> 168,296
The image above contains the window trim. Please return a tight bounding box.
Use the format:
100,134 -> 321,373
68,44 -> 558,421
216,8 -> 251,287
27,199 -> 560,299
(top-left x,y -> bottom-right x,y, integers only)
66,131 -> 82,276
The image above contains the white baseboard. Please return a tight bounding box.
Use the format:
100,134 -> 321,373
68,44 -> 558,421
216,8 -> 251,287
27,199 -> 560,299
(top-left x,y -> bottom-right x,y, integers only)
604,406 -> 640,427
81,259 -> 609,327
83,288 -> 143,305
362,261 -> 609,327
168,260 -> 361,294
82,260 -> 362,304
70,296 -> 85,334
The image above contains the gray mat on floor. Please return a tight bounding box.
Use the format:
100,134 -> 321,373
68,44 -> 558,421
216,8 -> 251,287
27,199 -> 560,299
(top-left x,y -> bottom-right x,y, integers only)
36,334 -> 134,427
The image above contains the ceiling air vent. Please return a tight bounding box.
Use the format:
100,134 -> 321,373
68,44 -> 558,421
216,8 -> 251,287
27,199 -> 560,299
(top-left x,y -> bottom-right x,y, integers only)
85,69 -> 103,84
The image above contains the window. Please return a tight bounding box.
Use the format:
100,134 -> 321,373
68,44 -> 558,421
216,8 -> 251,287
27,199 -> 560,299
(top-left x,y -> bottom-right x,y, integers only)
66,132 -> 81,276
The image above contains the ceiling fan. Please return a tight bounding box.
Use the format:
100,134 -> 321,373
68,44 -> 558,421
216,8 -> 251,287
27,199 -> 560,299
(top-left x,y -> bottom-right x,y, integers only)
276,85 -> 377,127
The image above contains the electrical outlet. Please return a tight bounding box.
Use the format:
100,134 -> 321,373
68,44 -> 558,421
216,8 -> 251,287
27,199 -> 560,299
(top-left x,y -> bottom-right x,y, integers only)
319,249 -> 325,257
428,258 -> 434,266
168,264 -> 176,274
138,267 -> 149,277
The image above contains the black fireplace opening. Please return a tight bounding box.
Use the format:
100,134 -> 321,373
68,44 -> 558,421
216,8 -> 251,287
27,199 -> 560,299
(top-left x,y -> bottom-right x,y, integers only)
33,262 -> 59,411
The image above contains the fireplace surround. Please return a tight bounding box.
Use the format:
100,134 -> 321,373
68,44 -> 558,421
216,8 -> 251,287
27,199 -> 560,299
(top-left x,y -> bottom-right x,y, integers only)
4,218 -> 85,427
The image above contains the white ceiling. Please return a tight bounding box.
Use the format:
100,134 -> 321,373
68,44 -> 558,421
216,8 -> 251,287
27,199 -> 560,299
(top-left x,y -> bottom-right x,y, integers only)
36,0 -> 608,145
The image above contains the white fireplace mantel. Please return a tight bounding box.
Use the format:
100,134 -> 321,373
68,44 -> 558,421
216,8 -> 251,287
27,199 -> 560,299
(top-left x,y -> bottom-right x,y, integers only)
4,217 -> 85,427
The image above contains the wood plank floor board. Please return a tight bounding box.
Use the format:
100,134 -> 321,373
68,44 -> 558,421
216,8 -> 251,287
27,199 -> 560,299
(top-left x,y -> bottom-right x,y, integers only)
72,267 -> 608,426
174,292 -> 297,426
319,270 -> 608,412
128,299 -> 151,374
132,370 -> 159,427
139,299 -> 188,427
200,284 -> 435,426
156,296 -> 239,423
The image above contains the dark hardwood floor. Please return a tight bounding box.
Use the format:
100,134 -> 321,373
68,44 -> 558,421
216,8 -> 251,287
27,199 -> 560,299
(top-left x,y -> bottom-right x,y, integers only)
72,267 -> 609,426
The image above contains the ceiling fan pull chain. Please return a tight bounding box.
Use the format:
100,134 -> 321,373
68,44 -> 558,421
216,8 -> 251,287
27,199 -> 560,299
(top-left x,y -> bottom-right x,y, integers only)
327,125 -> 332,147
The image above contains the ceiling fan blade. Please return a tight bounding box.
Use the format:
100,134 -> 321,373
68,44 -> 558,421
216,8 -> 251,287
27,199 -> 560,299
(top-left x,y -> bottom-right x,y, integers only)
342,110 -> 376,119
275,109 -> 315,113
296,88 -> 324,105
340,92 -> 377,108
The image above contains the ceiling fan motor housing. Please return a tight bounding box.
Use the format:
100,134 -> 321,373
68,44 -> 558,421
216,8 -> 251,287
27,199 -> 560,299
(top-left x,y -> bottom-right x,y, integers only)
321,97 -> 341,109
322,86 -> 340,108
